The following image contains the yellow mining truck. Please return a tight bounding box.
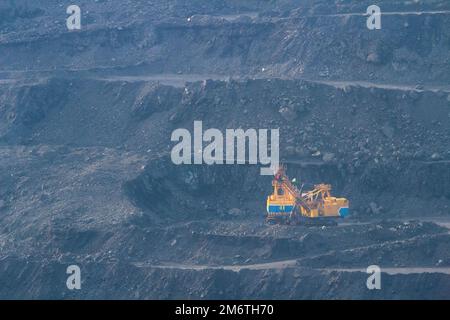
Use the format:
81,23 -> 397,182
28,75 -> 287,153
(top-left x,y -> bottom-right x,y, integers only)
266,166 -> 349,225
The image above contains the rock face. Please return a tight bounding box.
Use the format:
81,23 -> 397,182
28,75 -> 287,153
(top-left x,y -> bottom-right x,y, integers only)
0,0 -> 450,299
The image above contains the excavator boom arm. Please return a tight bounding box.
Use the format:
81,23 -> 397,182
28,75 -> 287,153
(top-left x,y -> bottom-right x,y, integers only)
274,168 -> 311,213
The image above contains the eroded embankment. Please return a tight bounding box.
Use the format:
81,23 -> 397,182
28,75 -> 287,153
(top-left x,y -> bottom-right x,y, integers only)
1,255 -> 450,299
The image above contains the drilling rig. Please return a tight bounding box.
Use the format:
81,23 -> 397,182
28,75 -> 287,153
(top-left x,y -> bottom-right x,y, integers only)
266,166 -> 349,225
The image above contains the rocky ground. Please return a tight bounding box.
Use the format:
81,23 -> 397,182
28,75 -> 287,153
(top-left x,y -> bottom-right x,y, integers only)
0,0 -> 450,299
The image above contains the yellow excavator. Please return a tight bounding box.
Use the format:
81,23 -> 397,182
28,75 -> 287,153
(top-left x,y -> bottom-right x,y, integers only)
266,166 -> 349,225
